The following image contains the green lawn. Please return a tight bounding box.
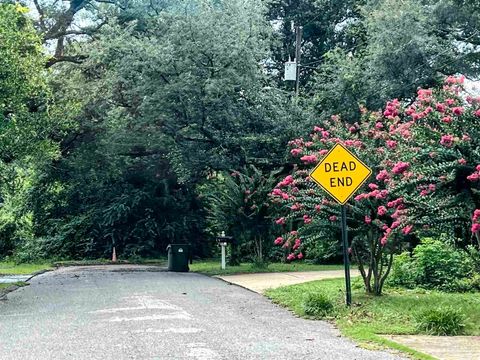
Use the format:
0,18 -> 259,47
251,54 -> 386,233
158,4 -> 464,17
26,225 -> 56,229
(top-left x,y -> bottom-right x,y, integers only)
0,283 -> 11,290
0,262 -> 53,275
190,259 -> 348,276
266,278 -> 480,360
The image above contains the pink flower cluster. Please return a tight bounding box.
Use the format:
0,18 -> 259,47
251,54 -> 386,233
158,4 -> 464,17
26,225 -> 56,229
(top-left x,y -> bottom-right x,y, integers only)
274,237 -> 283,245
435,103 -> 446,113
472,210 -> 480,233
377,206 -> 387,216
387,197 -> 404,208
392,162 -> 410,175
402,224 -> 413,235
277,175 -> 294,188
416,89 -> 433,104
287,253 -> 296,261
300,154 -> 318,164
452,107 -> 464,116
389,121 -> 413,139
419,184 -> 436,196
275,231 -> 304,260
291,203 -> 303,211
354,189 -> 389,201
271,188 -> 289,200
380,229 -> 391,246
383,99 -> 401,119
440,134 -> 455,147
376,170 -> 390,182
386,140 -> 397,149
445,75 -> 465,85
313,126 -> 330,139
292,238 -> 301,250
467,165 -> 480,181
344,139 -> 364,148
290,148 -> 302,157
288,138 -> 304,148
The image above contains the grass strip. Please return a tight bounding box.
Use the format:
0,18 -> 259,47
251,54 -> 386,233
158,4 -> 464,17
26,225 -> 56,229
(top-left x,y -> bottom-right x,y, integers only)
266,277 -> 480,360
190,260 -> 348,276
0,262 -> 53,275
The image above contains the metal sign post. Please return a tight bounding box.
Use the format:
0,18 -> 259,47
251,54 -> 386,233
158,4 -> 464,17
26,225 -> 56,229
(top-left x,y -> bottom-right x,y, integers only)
341,205 -> 352,306
309,143 -> 372,306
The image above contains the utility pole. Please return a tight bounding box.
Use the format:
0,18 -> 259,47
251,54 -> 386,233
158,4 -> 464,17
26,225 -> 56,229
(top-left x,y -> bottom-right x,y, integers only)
294,25 -> 303,96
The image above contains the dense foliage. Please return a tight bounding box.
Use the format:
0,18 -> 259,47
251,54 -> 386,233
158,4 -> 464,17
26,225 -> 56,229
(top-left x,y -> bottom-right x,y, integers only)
0,4 -> 62,258
390,238 -> 479,292
1,0 -> 480,266
6,0 -> 306,261
205,166 -> 278,265
312,0 -> 480,120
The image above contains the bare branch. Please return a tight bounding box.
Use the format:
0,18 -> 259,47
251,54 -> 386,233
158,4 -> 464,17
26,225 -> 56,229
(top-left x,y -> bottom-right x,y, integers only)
46,54 -> 88,68
33,0 -> 47,31
61,19 -> 108,37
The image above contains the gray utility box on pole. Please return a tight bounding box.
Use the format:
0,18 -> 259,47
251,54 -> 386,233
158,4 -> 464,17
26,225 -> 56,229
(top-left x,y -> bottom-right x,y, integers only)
167,244 -> 190,272
284,61 -> 297,81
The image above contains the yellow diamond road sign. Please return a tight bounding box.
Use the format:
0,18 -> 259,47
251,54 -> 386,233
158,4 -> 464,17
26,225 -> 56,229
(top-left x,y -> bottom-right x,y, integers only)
309,143 -> 372,205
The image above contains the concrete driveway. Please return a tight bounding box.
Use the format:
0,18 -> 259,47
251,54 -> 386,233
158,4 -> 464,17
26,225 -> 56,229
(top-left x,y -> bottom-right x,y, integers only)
0,265 -> 404,360
216,270 -> 359,293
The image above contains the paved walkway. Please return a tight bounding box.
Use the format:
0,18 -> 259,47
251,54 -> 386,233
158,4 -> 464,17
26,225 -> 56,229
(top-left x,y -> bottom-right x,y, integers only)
383,335 -> 480,360
216,270 -> 359,293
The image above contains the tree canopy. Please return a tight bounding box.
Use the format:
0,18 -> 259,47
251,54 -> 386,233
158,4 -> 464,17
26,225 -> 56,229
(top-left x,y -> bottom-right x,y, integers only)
0,0 -> 479,261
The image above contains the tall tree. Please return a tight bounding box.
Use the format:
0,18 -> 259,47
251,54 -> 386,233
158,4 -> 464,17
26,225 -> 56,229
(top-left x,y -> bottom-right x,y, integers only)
0,3 -> 60,257
26,0 -> 308,259
312,0 -> 480,121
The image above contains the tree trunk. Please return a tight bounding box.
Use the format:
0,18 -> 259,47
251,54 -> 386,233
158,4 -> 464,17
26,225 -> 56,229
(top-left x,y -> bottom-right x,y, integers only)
353,245 -> 372,293
378,252 -> 394,295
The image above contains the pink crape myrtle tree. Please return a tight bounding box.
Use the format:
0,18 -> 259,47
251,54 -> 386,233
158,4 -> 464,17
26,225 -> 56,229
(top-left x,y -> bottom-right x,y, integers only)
390,76 -> 480,245
271,76 -> 480,296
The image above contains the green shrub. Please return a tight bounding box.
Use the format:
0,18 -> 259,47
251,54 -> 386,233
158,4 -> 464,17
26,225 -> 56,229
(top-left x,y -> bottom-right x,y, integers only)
467,246 -> 480,274
414,238 -> 473,289
389,252 -> 417,288
302,292 -> 335,318
415,306 -> 465,335
249,258 -> 269,271
390,238 -> 475,291
446,274 -> 480,293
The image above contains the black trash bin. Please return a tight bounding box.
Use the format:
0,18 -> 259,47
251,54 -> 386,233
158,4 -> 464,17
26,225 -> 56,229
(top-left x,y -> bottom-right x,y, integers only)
167,244 -> 190,272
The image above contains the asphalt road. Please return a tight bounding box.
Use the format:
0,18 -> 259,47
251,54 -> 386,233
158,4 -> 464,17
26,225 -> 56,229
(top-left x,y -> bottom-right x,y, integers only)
0,265 -> 404,360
